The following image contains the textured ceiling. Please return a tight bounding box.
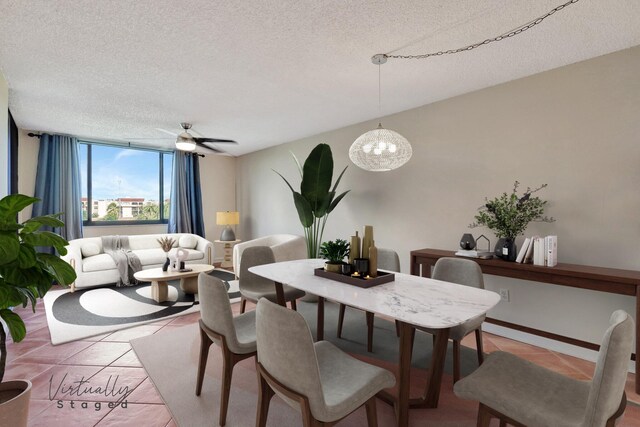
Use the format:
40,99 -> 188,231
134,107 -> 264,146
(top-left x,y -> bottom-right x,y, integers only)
1,0 -> 639,156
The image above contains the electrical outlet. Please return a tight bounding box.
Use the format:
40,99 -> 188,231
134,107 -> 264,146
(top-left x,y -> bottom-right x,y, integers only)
499,288 -> 510,302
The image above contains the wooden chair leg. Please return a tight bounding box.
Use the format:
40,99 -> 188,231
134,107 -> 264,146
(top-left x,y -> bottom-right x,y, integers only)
291,298 -> 297,311
499,421 -> 507,427
256,370 -> 275,427
477,403 -> 492,427
365,397 -> 378,427
220,349 -> 236,426
337,303 -> 346,338
453,340 -> 461,384
365,311 -> 375,353
475,328 -> 484,365
240,297 -> 247,314
195,323 -> 212,396
606,392 -> 627,427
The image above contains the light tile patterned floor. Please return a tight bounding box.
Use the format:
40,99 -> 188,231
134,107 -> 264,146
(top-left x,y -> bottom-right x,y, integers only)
4,296 -> 639,426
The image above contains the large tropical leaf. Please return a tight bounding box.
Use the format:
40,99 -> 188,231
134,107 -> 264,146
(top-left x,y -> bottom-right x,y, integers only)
328,190 -> 350,214
273,170 -> 296,194
22,231 -> 69,255
293,192 -> 314,228
0,309 -> 27,342
0,264 -> 51,288
0,194 -> 39,221
38,253 -> 77,286
0,232 -> 20,265
301,144 -> 333,214
21,214 -> 64,234
15,244 -> 37,269
331,165 -> 348,193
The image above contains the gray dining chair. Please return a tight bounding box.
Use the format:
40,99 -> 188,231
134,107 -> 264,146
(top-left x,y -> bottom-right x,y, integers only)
238,246 -> 305,313
417,257 -> 485,383
255,299 -> 396,427
454,309 -> 634,427
196,273 -> 257,426
336,248 -> 400,352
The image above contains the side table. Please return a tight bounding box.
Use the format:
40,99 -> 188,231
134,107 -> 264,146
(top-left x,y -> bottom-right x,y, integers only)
214,239 -> 241,268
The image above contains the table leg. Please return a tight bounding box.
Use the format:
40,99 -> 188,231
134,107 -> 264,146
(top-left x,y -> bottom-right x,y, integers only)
151,280 -> 168,303
423,328 -> 450,407
317,297 -> 325,341
396,321 -> 415,427
636,286 -> 640,394
180,276 -> 198,294
274,282 -> 286,306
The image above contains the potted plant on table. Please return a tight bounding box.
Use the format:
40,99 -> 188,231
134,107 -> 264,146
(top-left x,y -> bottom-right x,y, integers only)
274,143 -> 350,258
0,194 -> 77,426
469,181 -> 555,261
320,239 -> 350,273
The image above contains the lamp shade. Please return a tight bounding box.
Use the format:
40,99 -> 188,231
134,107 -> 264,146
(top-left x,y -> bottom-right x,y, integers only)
349,123 -> 412,171
216,211 -> 239,225
175,132 -> 196,151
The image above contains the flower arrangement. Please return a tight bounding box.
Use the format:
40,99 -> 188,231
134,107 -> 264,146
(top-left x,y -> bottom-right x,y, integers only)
157,236 -> 176,253
320,239 -> 350,264
470,181 -> 555,239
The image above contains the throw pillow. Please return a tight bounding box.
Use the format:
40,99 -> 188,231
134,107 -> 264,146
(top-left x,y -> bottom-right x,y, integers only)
179,235 -> 198,249
81,243 -> 101,258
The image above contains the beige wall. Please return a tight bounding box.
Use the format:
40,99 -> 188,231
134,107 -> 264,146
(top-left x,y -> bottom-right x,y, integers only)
17,131 -> 237,261
0,73 -> 8,198
236,46 -> 640,361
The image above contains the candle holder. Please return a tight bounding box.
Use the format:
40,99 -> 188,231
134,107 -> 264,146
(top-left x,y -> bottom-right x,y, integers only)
353,258 -> 369,276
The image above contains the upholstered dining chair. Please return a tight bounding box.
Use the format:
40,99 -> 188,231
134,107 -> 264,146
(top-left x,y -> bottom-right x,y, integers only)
336,248 -> 401,352
196,273 -> 257,426
417,257 -> 485,383
255,299 -> 396,427
238,246 -> 305,313
454,310 -> 634,427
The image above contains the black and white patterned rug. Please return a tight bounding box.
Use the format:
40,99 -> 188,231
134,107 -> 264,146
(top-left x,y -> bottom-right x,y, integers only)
43,269 -> 239,345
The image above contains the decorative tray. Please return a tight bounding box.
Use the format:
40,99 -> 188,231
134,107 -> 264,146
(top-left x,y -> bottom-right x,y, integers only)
314,268 -> 395,288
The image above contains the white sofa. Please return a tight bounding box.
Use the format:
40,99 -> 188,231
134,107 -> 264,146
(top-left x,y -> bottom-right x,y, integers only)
232,234 -> 307,278
62,233 -> 213,291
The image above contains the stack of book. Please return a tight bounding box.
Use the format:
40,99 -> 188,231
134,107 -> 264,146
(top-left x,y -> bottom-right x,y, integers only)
515,235 -> 557,266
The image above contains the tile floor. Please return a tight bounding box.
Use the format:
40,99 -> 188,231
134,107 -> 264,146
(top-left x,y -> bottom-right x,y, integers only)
4,296 -> 639,426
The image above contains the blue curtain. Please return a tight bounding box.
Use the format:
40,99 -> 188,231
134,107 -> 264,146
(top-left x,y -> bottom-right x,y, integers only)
168,151 -> 205,237
32,134 -> 83,242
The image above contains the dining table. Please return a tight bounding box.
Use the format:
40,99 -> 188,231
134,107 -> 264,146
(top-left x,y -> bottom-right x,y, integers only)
249,258 -> 501,427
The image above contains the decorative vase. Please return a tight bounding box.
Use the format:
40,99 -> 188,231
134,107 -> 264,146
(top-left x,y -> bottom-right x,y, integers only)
324,262 -> 343,273
349,231 -> 361,265
0,380 -> 32,427
362,225 -> 373,259
460,233 -> 476,250
494,238 -> 506,258
162,255 -> 170,272
369,241 -> 378,278
500,238 -> 518,262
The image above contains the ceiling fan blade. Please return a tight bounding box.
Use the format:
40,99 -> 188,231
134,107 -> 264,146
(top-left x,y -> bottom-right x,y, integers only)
194,140 -> 226,153
127,137 -> 174,140
155,128 -> 178,137
194,137 -> 237,144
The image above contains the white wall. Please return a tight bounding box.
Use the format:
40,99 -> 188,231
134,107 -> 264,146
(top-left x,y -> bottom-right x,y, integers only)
0,72 -> 8,198
18,130 -> 237,260
236,47 -> 640,360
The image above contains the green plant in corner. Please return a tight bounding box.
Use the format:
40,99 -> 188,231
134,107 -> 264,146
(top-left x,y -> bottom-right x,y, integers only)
0,194 -> 77,385
469,181 -> 555,239
274,143 -> 350,258
320,239 -> 350,264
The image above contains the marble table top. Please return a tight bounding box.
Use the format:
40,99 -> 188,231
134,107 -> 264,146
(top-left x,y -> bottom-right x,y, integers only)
250,258 -> 501,330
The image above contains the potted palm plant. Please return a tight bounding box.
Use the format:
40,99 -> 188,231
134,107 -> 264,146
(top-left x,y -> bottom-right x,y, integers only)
0,194 -> 77,426
274,143 -> 350,258
319,239 -> 350,273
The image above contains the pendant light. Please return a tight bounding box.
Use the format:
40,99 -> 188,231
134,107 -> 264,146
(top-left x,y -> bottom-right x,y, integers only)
349,54 -> 412,172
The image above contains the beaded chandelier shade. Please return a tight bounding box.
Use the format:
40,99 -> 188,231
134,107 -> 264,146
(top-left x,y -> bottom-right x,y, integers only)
349,123 -> 412,172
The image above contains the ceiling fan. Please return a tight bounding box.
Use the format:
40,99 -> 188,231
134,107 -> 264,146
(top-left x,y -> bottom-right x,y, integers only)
129,122 -> 237,153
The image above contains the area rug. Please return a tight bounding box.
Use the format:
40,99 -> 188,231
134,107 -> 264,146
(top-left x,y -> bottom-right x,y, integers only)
131,301 -> 485,426
44,269 -> 238,345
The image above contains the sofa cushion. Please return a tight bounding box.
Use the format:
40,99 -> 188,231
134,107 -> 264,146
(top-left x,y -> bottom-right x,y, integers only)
179,235 -> 198,249
168,248 -> 204,261
83,254 -> 116,272
135,248 -> 168,266
81,243 -> 101,258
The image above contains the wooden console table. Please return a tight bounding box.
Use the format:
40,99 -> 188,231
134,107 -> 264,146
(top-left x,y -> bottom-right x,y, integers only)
410,248 -> 640,393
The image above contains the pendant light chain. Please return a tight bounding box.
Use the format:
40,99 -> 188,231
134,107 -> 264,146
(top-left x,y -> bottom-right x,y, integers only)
385,0 -> 580,60
378,63 -> 381,121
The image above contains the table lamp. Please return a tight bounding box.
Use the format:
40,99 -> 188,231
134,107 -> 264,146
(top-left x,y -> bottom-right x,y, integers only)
216,211 -> 239,241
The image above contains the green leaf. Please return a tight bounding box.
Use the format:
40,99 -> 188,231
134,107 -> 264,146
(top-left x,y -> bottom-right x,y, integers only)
0,194 -> 39,221
0,264 -> 51,288
290,151 -> 303,179
38,253 -> 77,286
0,220 -> 21,232
22,231 -> 69,254
273,170 -> 297,194
0,309 -> 27,343
22,214 -> 64,233
301,144 -> 333,214
330,165 -> 348,193
0,232 -> 20,265
328,190 -> 350,213
293,192 -> 314,228
0,282 -> 27,309
16,244 -> 38,269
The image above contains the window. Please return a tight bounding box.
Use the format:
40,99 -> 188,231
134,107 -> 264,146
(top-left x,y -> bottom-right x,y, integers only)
80,142 -> 173,225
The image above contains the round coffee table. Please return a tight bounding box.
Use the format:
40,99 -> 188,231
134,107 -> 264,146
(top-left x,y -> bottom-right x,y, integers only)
133,264 -> 215,303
